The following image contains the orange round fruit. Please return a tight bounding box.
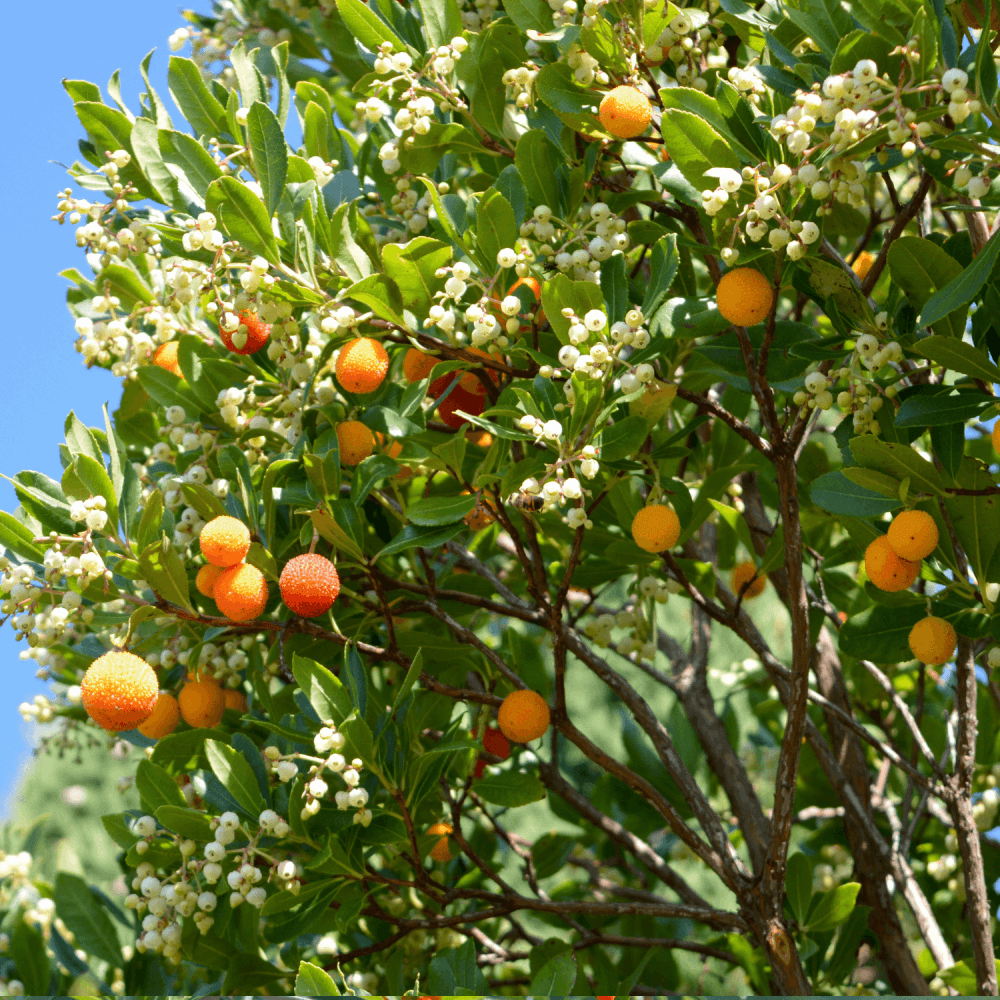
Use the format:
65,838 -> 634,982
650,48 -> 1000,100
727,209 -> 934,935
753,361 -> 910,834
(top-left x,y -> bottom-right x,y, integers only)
152,341 -> 182,377
223,688 -> 248,712
336,337 -> 389,394
716,268 -> 774,327
852,251 -> 875,282
991,420 -> 1000,454
81,650 -> 160,732
196,563 -> 222,598
214,563 -> 269,622
887,510 -> 939,562
280,553 -> 341,617
458,347 -> 503,396
199,516 -> 251,568
138,691 -> 181,739
908,616 -> 957,665
732,561 -> 766,599
428,822 -> 453,862
631,504 -> 681,553
178,679 -> 226,728
864,535 -> 920,593
221,311 -> 270,355
337,420 -> 376,465
438,388 -> 485,429
598,86 -> 652,139
466,429 -> 492,448
403,348 -> 437,383
511,276 -> 546,327
497,689 -> 551,743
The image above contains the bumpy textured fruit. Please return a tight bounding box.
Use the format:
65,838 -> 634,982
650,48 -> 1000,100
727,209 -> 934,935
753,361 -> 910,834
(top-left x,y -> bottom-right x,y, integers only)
336,337 -> 389,394
629,381 -> 677,422
337,420 -> 376,465
214,563 -> 269,622
908,616 -> 957,665
428,822 -> 453,862
852,251 -> 875,282
498,689 -> 551,743
888,510 -> 939,562
81,651 -> 159,732
199,516 -> 251,568
403,348 -> 437,383
716,268 -> 774,327
438,388 -> 485,429
631,504 -> 681,553
992,420 -> 1000,454
280,553 -> 341,617
732,561 -> 766,599
178,679 -> 226,728
221,312 -> 270,355
483,725 -> 511,759
196,563 -> 222,598
138,692 -> 181,739
598,86 -> 652,138
152,341 -> 182,377
223,689 -> 248,712
865,535 -> 920,593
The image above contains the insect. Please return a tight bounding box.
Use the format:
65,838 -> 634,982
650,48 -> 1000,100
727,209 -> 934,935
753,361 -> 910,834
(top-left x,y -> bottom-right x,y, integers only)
463,491 -> 497,531
506,490 -> 544,512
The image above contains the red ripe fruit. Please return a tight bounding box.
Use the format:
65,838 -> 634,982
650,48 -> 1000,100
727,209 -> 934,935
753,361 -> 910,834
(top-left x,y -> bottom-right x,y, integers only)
220,311 -> 270,355
279,553 -> 341,618
483,726 -> 511,760
438,388 -> 485,429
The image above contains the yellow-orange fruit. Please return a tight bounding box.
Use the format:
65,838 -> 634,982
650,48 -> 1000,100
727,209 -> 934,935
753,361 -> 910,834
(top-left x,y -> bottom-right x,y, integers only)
992,420 -> 1000,454
716,268 -> 774,327
598,86 -> 652,139
887,510 -> 939,562
466,429 -> 493,448
865,535 -> 920,593
199,516 -> 251,568
223,688 -> 248,712
631,504 -> 681,553
81,651 -> 159,732
138,692 -> 181,739
152,341 -> 182,377
403,348 -> 437,383
908,616 -> 957,665
336,337 -> 389,394
280,553 -> 341,617
732,561 -> 766,599
337,420 -> 376,466
196,563 -> 222,598
629,381 -> 677,422
428,822 -> 453,862
852,251 -> 875,281
178,679 -> 226,728
497,689 -> 551,743
214,563 -> 269,622
458,348 -> 503,397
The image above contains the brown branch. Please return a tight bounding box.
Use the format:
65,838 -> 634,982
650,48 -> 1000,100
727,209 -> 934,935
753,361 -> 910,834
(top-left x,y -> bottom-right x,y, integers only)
861,171 -> 934,294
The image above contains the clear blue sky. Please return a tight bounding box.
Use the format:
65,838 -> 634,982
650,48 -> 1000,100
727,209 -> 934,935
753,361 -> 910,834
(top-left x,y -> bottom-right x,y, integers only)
0,1 -> 187,816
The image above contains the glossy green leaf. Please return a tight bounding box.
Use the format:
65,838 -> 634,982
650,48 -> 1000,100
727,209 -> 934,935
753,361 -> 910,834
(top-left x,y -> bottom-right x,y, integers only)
167,56 -> 228,137
529,951 -> 577,995
139,535 -> 194,612
921,229 -> 1000,330
205,738 -> 268,815
292,654 -> 353,723
660,108 -> 740,190
206,175 -> 280,262
11,920 -> 50,996
407,493 -> 478,525
246,100 -> 288,216
810,471 -> 901,516
295,961 -> 339,996
381,237 -> 452,316
53,872 -> 124,968
474,769 -> 546,806
912,334 -> 1000,383
804,881 -> 861,931
515,128 -> 563,212
136,759 -> 188,812
887,237 -> 966,338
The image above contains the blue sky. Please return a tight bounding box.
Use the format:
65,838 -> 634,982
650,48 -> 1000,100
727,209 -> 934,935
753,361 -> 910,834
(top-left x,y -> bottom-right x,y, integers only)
0,1 -> 187,815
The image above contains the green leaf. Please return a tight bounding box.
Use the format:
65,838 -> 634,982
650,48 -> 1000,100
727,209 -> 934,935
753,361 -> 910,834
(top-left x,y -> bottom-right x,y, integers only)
533,62 -> 602,135
343,273 -> 406,326
131,116 -> 181,207
475,187 -> 517,275
600,415 -> 649,461
229,40 -> 261,107
839,604 -> 924,662
103,403 -> 140,538
381,237 -> 451,317
474,769 -> 547,806
785,852 -> 813,924
841,467 -> 900,498
246,101 -> 288,217
921,229 -> 1000,330
295,960 -> 339,996
98,263 -> 155,310
659,108 -> 740,190
529,952 -> 577,995
427,939 -> 488,995
849,436 -> 947,495
136,759 -> 187,812
939,960 -> 979,994
810,470 -> 901,516
205,739 -> 268,815
887,236 -> 966,338
912,334 -> 1000,382
824,904 -> 873,985
292,654 -> 353,723
392,649 -> 424,715
407,494 -> 478,526
11,920 -> 50,996
0,511 -> 44,562
415,0 -> 463,46
206,175 -> 280,262
154,805 -> 216,841
531,832 -> 575,878
64,411 -> 102,462
944,458 -> 1000,591
642,233 -> 679,319
53,872 -> 123,968
895,386 -> 996,427
139,536 -> 194,612
168,56 -> 228,137
805,881 -> 861,932
399,122 -> 484,174
70,454 -> 119,534
504,0 -> 553,31
515,128 -> 563,213
335,0 -> 408,54
376,521 -> 466,559
658,86 -> 750,156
